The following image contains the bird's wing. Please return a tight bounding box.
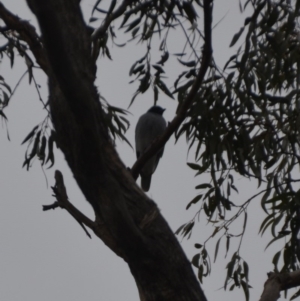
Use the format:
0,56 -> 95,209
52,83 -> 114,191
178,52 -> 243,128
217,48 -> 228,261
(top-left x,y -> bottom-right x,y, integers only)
135,113 -> 166,155
135,112 -> 166,184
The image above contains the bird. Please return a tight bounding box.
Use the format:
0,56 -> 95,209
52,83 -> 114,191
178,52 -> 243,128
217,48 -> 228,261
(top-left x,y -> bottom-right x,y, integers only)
135,106 -> 167,191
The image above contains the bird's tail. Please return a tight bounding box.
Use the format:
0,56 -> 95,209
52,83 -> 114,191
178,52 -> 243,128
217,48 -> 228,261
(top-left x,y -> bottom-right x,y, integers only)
141,175 -> 152,192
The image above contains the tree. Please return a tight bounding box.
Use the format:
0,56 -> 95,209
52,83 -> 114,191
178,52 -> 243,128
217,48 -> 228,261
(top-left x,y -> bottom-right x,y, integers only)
1,0 -> 300,301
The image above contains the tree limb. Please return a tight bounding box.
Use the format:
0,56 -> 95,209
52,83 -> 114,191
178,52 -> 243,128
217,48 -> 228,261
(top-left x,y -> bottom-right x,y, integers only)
259,273 -> 281,301
0,2 -> 49,74
43,170 -> 94,239
259,270 -> 300,301
24,0 -> 209,299
131,0 -> 213,180
43,170 -> 126,257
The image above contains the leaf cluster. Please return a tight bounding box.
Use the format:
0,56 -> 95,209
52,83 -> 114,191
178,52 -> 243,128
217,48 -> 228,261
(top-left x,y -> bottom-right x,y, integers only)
91,0 -> 203,105
174,0 -> 300,297
0,75 -> 11,121
101,99 -> 132,145
21,119 -> 56,170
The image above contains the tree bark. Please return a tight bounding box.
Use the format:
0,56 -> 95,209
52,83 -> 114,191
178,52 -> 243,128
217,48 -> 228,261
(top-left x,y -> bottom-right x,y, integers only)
259,270 -> 300,301
26,0 -> 208,300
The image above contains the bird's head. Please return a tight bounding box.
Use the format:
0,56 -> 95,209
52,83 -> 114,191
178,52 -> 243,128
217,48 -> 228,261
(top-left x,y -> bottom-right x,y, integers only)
148,106 -> 166,115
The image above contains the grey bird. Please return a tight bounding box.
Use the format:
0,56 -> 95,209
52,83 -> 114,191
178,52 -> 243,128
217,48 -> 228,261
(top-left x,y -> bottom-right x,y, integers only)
135,106 -> 167,191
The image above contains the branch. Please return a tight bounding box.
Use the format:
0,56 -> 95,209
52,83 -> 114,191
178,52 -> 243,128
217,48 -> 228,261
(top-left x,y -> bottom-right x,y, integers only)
43,170 -> 95,238
282,270 -> 300,290
259,273 -> 281,301
91,0 -> 133,41
131,0 -> 213,180
0,2 -> 49,73
43,170 -> 126,258
259,270 -> 300,301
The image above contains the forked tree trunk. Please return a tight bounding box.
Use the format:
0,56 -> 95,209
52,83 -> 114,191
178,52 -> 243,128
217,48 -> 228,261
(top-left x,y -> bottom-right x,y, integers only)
26,1 -> 208,300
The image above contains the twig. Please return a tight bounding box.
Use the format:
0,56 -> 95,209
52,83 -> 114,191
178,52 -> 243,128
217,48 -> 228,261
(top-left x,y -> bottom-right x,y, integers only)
131,0 -> 213,180
43,201 -> 59,210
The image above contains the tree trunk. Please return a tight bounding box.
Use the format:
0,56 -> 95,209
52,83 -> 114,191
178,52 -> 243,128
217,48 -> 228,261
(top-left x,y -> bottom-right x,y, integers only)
26,1 -> 207,300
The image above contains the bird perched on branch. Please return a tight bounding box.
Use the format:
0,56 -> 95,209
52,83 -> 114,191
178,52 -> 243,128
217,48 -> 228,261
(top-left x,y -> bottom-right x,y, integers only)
135,106 -> 167,191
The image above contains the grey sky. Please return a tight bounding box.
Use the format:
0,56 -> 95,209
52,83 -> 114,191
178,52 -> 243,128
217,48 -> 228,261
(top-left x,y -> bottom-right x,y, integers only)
0,1 -> 286,301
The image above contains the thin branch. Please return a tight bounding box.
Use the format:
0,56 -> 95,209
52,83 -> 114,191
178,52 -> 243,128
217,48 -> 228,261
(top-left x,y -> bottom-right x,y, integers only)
131,0 -> 213,180
175,16 -> 200,61
43,201 -> 59,210
31,72 -> 50,112
1,69 -> 28,111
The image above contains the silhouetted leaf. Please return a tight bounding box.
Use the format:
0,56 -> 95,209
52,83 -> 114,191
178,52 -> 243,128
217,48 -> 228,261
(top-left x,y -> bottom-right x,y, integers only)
186,194 -> 202,210
156,52 -> 169,65
178,59 -> 197,67
214,237 -> 222,262
0,109 -> 7,120
229,27 -> 244,47
21,125 -> 39,145
195,183 -> 212,189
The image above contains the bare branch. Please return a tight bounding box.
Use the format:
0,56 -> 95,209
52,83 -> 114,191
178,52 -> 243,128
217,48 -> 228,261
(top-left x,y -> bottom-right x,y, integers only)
43,170 -> 127,258
42,201 -> 59,211
43,201 -> 92,239
43,170 -> 95,238
131,0 -> 213,180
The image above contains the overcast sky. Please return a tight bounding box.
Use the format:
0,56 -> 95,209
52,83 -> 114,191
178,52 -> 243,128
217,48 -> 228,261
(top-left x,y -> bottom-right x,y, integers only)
0,1 -> 287,301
